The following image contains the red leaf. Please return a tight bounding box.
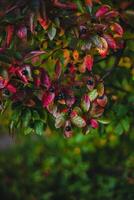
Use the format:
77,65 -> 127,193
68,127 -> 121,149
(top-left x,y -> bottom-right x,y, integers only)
16,69 -> 28,83
6,24 -> 14,47
95,5 -> 110,18
42,92 -> 55,108
34,77 -> 41,88
103,34 -> 117,50
38,17 -> 48,30
6,84 -> 17,93
110,23 -> 124,36
90,119 -> 99,129
84,55 -> 94,72
8,65 -> 16,74
97,95 -> 108,107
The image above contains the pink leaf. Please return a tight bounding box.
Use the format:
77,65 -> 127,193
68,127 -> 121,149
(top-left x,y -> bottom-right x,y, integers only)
16,26 -> 27,39
16,69 -> 29,84
95,5 -> 110,18
40,69 -> 51,89
42,91 -> 55,108
81,94 -> 90,112
90,119 -> 99,129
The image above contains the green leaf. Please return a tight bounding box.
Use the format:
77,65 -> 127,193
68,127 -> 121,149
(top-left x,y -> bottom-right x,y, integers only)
115,123 -> 124,135
71,115 -> 86,128
24,127 -> 33,135
121,117 -> 130,132
88,89 -> 98,101
55,113 -> 65,128
48,26 -> 57,41
0,54 -> 11,64
76,0 -> 84,12
34,120 -> 45,135
21,109 -> 32,127
98,118 -> 110,125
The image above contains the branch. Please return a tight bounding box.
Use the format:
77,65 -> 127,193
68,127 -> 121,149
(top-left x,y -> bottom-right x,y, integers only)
102,47 -> 125,80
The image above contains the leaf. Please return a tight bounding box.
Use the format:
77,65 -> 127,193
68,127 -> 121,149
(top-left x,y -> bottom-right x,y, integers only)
34,120 -> 45,135
55,113 -> 65,128
98,118 -> 110,124
103,34 -> 117,50
90,119 -> 99,129
42,92 -> 55,108
71,114 -> 86,128
97,95 -> 108,107
115,123 -> 124,135
24,127 -> 33,135
95,5 -> 110,18
110,23 -> 124,36
97,82 -> 104,96
88,89 -> 98,101
48,26 -> 57,41
91,35 -> 108,58
76,0 -> 84,12
0,54 -> 11,64
81,94 -> 90,112
83,55 -> 94,72
55,60 -> 62,80
21,109 -> 32,127
121,117 -> 130,132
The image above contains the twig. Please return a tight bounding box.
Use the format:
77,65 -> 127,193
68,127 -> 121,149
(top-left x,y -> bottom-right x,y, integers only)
102,47 -> 125,80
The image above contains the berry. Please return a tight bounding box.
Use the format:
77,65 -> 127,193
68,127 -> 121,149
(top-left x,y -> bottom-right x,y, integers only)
49,87 -> 55,93
87,80 -> 94,85
57,92 -> 65,100
80,26 -> 87,35
4,89 -> 10,95
65,125 -> 71,132
22,69 -> 28,76
68,107 -> 72,115
98,95 -> 104,99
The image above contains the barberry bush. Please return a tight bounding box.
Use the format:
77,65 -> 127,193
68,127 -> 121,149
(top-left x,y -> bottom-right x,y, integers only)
0,0 -> 133,137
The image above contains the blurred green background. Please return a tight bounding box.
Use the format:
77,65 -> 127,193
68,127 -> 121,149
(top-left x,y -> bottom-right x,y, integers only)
0,0 -> 134,199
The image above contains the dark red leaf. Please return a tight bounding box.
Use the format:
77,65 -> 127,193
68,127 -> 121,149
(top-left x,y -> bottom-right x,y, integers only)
103,34 -> 117,50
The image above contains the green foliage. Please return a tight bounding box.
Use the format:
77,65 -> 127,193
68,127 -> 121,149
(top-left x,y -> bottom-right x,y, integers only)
0,132 -> 134,200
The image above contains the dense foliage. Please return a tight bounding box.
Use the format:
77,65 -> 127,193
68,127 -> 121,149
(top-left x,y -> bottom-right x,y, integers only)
1,0 -> 133,136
